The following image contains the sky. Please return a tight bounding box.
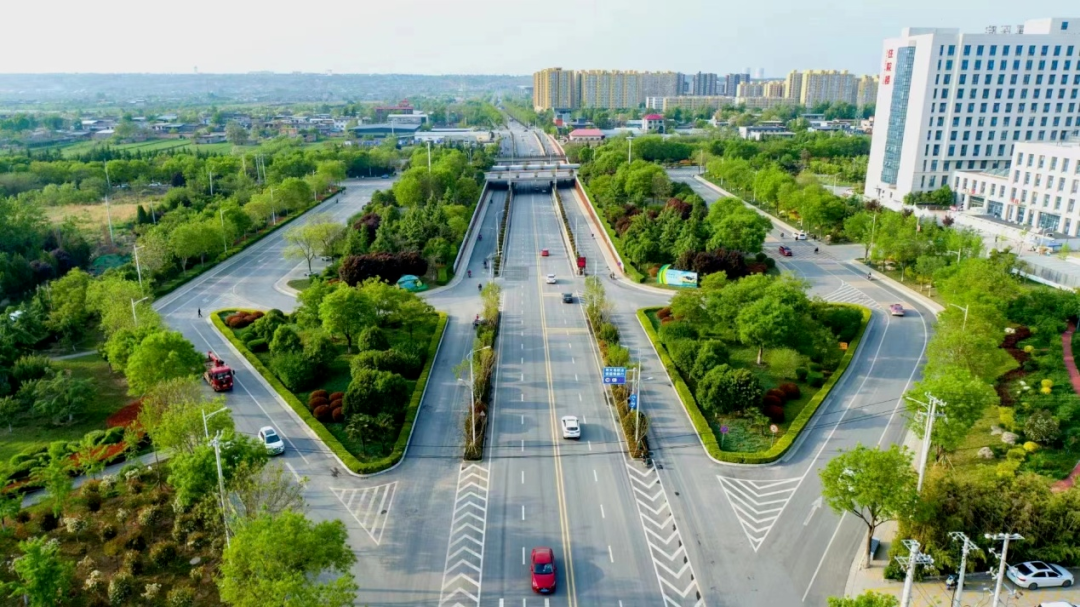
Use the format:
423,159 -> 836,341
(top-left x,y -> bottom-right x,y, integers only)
0,0 -> 1072,77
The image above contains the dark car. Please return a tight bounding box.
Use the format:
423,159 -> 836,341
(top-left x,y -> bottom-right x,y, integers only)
530,547 -> 556,594
562,293 -> 573,303
778,245 -> 792,257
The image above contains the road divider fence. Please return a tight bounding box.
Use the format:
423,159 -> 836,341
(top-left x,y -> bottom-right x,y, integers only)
494,187 -> 513,276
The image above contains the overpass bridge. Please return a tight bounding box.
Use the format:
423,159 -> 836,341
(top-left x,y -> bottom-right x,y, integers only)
484,162 -> 579,190
494,155 -> 560,163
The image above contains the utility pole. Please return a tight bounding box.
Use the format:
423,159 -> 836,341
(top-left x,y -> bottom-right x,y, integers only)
133,245 -> 143,291
426,140 -> 432,173
208,169 -> 214,196
896,539 -> 934,607
987,533 -> 1023,607
948,531 -> 981,607
219,209 -> 229,255
103,162 -> 115,245
905,392 -> 946,492
948,303 -> 970,332
210,431 -> 230,548
627,136 -> 634,165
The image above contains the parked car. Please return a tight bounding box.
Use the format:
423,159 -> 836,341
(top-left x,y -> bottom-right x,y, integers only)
562,293 -> 574,303
257,426 -> 285,456
530,547 -> 557,594
889,304 -> 905,317
778,245 -> 792,257
561,416 -> 580,439
1007,561 -> 1074,589
541,249 -> 550,257
546,274 -> 557,284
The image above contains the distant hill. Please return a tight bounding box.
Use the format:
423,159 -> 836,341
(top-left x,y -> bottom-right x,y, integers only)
0,73 -> 532,105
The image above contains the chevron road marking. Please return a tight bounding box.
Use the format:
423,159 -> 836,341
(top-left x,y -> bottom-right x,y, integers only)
330,481 -> 397,546
823,281 -> 881,310
438,464 -> 490,607
625,463 -> 705,607
716,476 -> 801,552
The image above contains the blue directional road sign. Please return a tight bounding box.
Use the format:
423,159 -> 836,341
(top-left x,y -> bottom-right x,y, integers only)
628,394 -> 638,410
602,367 -> 627,385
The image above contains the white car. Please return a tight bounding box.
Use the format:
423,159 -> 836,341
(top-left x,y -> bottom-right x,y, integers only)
560,416 -> 580,439
257,426 -> 285,456
794,231 -> 808,240
1007,561 -> 1074,589
546,274 -> 557,284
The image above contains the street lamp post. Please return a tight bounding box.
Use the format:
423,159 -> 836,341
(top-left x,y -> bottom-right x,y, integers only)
133,245 -> 144,291
202,406 -> 229,440
427,140 -> 432,173
219,209 -> 229,256
269,188 -> 277,225
948,303 -> 970,332
130,296 -> 149,327
463,345 -> 493,447
210,430 -> 230,548
627,136 -> 634,165
947,248 -> 962,263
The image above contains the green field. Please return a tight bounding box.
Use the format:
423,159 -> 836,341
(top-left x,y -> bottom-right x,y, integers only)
0,353 -> 131,466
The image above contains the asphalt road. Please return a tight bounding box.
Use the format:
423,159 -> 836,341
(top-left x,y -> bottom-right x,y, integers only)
150,124 -> 932,606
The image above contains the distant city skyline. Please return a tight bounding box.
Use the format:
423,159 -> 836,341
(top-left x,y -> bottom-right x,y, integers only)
0,0 -> 1069,76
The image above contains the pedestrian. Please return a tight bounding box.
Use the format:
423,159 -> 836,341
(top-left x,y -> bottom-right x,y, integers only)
197,308 -> 201,318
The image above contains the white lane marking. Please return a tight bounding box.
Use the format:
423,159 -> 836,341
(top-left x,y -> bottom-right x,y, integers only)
521,415 -> 524,424
521,357 -> 524,364
582,416 -> 586,424
521,394 -> 524,401
521,440 -> 524,452
600,504 -> 606,519
594,470 -> 598,482
521,373 -> 524,381
574,374 -> 579,381
608,545 -> 614,563
587,441 -> 592,452
522,547 -> 526,565
284,462 -> 303,484
571,357 -> 575,364
568,343 -> 572,348
578,394 -> 582,402
521,505 -> 525,521
802,513 -> 847,603
716,476 -> 801,552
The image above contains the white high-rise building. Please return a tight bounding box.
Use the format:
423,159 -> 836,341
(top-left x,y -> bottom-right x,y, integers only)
865,17 -> 1080,205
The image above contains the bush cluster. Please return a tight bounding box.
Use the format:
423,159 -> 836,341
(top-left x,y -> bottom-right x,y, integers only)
225,310 -> 263,328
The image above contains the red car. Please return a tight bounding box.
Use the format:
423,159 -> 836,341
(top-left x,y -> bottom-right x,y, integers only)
778,245 -> 792,257
541,248 -> 550,257
530,547 -> 556,594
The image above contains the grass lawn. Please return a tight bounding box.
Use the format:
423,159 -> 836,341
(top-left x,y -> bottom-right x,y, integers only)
0,353 -> 131,465
286,278 -> 312,291
644,310 -> 820,453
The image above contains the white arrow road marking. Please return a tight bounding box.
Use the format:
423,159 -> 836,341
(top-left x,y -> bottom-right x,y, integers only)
717,476 -> 800,552
329,481 -> 396,546
624,463 -> 704,607
803,496 -> 824,526
438,464 -> 489,607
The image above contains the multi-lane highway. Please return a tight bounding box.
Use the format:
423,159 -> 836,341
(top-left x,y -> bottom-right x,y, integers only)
154,122 -> 932,606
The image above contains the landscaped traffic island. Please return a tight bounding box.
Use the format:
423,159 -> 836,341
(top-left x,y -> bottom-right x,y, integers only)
639,272 -> 870,464
212,277 -> 445,474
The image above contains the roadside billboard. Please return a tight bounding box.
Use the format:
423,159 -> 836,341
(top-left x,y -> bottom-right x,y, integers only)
656,265 -> 699,288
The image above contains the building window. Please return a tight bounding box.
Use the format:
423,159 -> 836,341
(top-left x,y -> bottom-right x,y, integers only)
975,60 -> 982,70
1051,157 -> 1059,171
964,45 -> 971,56
991,45 -> 998,56
1003,45 -> 1010,56
929,175 -> 937,188
1029,45 -> 1037,56
1055,45 -> 1062,57
880,47 -> 916,185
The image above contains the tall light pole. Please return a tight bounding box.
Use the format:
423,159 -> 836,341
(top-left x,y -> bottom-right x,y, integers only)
269,187 -> 277,225
948,303 -> 970,332
210,430 -> 231,548
426,140 -> 432,173
897,539 -> 934,607
627,135 -> 634,165
219,209 -> 229,256
986,533 -> 1023,607
103,163 -> 115,245
132,245 -> 144,291
905,392 -> 946,492
948,531 -> 981,607
130,296 -> 149,327
463,345 -> 493,447
947,248 -> 963,263
202,406 -> 229,439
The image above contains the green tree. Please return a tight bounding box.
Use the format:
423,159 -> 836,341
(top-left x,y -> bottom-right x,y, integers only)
124,330 -> 205,395
217,510 -> 357,607
319,284 -> 374,353
31,446 -> 74,518
168,436 -> 267,509
820,444 -> 917,567
737,296 -> 798,365
696,364 -> 763,415
225,121 -> 250,146
27,370 -> 92,426
827,591 -> 899,607
169,221 -> 218,270
3,537 -> 74,607
147,394 -> 233,456
905,369 -> 998,458
45,268 -> 92,346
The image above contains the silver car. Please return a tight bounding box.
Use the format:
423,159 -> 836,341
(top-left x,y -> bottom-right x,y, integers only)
560,416 -> 580,439
257,426 -> 285,456
1007,561 -> 1074,589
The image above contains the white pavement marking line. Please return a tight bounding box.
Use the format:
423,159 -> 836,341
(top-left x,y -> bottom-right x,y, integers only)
594,470 -> 598,482
284,462 -> 303,485
522,505 -> 525,520
438,463 -> 490,607
600,504 -> 606,519
823,280 -> 882,310
716,476 -> 800,552
609,545 -> 614,563
625,463 -> 705,607
329,481 -> 397,546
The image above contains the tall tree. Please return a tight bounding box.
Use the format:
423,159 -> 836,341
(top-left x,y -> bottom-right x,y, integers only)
819,444 -> 917,567
2,536 -> 74,607
319,284 -> 374,353
217,510 -> 358,607
45,267 -> 91,346
124,330 -> 205,395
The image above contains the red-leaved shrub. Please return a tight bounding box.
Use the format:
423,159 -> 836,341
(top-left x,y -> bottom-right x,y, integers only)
331,407 -> 344,423
309,397 -> 329,412
779,383 -> 801,400
656,307 -> 672,320
763,404 -> 785,424
329,398 -> 342,410
310,390 -> 329,402
313,405 -> 332,422
761,394 -> 782,409
106,399 -> 143,429
766,388 -> 787,403
329,391 -> 344,402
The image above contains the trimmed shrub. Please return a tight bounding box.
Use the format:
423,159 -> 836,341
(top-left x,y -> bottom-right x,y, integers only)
331,407 -> 345,423
766,388 -> 787,403
658,321 -> 696,346
302,329 -> 337,370
656,307 -> 672,320
310,389 -> 329,401
807,372 -> 825,388
329,391 -> 344,401
308,397 -> 329,412
149,541 -> 178,569
343,368 -> 409,419
358,326 -> 390,352
250,309 -> 286,340
763,404 -> 785,424
313,405 -> 332,422
329,397 -> 343,409
667,339 -> 699,377
270,351 -> 315,391
225,313 -> 254,329
270,324 -> 304,356
795,367 -> 808,381
809,362 -> 823,373
762,394 -> 783,409
247,338 -> 268,352
779,382 -> 801,400
691,340 -> 729,382
351,349 -> 422,379
166,586 -> 196,607
598,322 -> 620,345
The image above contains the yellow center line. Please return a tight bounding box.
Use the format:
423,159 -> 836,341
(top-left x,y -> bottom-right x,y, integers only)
530,192 -> 577,606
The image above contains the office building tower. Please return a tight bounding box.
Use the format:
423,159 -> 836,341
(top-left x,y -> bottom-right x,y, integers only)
533,68 -> 577,111
865,17 -> 1080,203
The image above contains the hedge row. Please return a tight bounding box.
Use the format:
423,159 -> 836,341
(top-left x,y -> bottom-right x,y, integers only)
213,308 -> 449,474
636,304 -> 871,464
552,190 -> 578,259
575,179 -> 646,283
154,187 -> 344,297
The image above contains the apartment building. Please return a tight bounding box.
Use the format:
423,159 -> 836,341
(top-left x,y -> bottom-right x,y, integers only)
865,17 -> 1080,203
723,73 -> 751,97
799,70 -> 859,106
653,96 -> 736,112
533,67 -> 577,111
736,96 -> 795,110
951,139 -> 1080,236
857,75 -> 880,107
578,70 -> 643,109
640,71 -> 682,101
736,80 -> 786,98
785,71 -> 804,102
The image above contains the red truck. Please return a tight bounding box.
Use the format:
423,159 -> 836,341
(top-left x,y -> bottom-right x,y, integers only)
204,351 -> 235,392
